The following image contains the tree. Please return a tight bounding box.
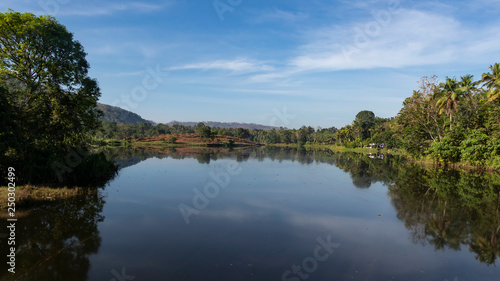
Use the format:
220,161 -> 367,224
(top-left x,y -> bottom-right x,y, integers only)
433,77 -> 462,131
236,128 -> 250,139
481,63 -> 500,102
0,11 -> 109,184
458,74 -> 477,99
354,110 -> 375,140
196,123 -> 214,141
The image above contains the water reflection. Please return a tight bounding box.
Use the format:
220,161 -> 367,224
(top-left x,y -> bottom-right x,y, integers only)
2,147 -> 500,280
389,165 -> 500,265
0,193 -> 105,281
105,146 -> 500,266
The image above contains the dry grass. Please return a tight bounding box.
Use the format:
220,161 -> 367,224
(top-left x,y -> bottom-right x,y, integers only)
0,185 -> 97,210
132,133 -> 258,146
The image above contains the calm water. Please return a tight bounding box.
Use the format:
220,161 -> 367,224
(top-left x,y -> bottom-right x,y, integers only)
2,147 -> 500,281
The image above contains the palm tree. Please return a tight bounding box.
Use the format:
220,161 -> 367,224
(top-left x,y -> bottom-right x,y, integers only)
458,74 -> 477,99
481,63 -> 500,102
433,77 -> 462,130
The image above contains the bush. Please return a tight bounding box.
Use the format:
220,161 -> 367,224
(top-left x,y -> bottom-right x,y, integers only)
459,130 -> 489,166
427,137 -> 460,163
486,139 -> 500,169
344,139 -> 362,148
168,136 -> 177,144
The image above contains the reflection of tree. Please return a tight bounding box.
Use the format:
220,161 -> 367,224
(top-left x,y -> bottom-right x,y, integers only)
0,192 -> 105,281
96,146 -> 500,266
388,165 -> 500,265
322,150 -> 500,266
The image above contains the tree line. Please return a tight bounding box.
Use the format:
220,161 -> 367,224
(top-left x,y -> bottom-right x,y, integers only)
97,63 -> 500,169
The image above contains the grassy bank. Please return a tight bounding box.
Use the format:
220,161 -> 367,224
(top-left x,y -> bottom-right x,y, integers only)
0,185 -> 98,210
268,143 -> 396,153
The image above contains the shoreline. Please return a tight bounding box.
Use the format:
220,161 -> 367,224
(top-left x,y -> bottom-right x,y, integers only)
3,144 -> 497,210
0,185 -> 98,210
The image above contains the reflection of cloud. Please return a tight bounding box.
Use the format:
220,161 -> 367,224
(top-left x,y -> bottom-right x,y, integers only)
201,199 -> 457,275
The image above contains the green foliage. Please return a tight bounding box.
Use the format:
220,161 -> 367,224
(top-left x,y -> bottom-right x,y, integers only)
344,139 -> 362,149
196,123 -> 214,141
168,136 -> 177,144
353,110 -> 375,140
427,137 -> 460,163
459,130 -> 489,166
481,63 -> 500,102
0,11 -> 115,185
236,128 -> 250,139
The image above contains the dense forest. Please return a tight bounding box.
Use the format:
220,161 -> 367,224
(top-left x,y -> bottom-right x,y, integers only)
97,64 -> 500,169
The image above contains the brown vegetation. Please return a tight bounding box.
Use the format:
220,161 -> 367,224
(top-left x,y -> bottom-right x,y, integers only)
132,133 -> 258,145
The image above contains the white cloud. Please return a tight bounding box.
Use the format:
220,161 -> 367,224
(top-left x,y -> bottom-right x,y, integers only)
290,9 -> 459,71
170,58 -> 274,73
290,9 -> 500,72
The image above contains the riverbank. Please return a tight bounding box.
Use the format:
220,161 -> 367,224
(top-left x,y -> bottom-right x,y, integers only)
96,134 -> 262,148
268,143 -> 395,153
269,143 -> 499,171
0,185 -> 98,210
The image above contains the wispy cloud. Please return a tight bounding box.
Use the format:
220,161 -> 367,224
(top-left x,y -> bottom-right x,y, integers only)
247,8 -> 308,24
170,58 -> 274,74
221,88 -> 305,96
290,10 -> 460,71
55,1 -> 169,16
260,8 -> 500,78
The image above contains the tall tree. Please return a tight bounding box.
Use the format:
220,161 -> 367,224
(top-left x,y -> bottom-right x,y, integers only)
0,11 -> 102,151
433,77 -> 462,130
458,74 -> 477,98
354,110 -> 375,140
0,11 -> 106,184
481,63 -> 500,102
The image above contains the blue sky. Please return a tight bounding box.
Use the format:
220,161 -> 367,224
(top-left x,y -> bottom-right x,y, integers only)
2,0 -> 500,128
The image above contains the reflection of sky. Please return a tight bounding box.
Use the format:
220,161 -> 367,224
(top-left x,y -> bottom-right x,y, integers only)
88,156 -> 499,281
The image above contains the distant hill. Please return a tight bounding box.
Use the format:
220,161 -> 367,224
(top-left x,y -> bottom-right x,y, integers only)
97,103 -> 281,130
166,121 -> 281,130
97,103 -> 154,125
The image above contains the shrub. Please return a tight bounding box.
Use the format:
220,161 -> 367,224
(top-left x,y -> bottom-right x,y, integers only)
427,137 -> 460,163
459,130 -> 489,166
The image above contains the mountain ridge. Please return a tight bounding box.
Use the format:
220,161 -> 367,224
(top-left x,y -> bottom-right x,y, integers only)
97,103 -> 281,130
